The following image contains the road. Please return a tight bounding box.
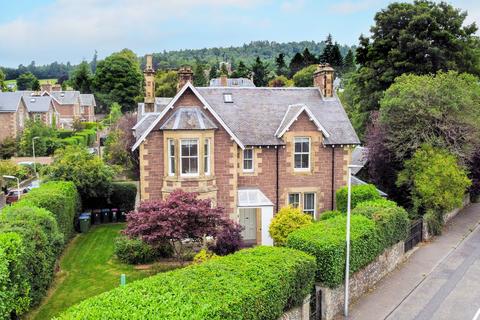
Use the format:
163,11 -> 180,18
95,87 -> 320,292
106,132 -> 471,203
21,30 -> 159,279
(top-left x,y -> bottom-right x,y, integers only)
387,218 -> 480,320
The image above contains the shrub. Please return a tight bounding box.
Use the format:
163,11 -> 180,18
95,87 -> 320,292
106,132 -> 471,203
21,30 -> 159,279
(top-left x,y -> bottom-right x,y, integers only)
287,215 -> 382,287
193,249 -> 218,264
17,181 -> 80,241
110,182 -> 137,211
56,246 -> 316,320
114,235 -> 158,264
0,205 -> 63,307
0,232 -> 30,318
318,210 -> 342,220
210,220 -> 243,256
336,184 -> 381,212
351,198 -> 398,218
269,206 -> 313,246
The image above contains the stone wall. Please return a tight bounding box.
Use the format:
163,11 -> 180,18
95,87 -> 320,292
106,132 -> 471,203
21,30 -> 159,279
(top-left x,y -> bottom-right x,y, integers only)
316,241 -> 405,320
422,194 -> 471,241
279,295 -> 311,320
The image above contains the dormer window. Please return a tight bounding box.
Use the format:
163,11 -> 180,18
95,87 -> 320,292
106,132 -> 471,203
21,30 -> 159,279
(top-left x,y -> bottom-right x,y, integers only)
223,93 -> 233,103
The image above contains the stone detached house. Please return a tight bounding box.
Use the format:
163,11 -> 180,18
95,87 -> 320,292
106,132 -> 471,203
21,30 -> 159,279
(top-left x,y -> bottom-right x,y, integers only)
132,55 -> 360,245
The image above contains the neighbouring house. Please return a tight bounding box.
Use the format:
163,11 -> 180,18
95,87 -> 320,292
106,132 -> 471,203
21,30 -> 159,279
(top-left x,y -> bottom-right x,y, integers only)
40,85 -> 96,128
209,76 -> 255,87
0,92 -> 30,141
132,55 -> 360,245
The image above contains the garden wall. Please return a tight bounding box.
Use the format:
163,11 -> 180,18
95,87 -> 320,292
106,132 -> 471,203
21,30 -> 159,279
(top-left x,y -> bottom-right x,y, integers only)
316,241 -> 405,320
422,194 -> 470,241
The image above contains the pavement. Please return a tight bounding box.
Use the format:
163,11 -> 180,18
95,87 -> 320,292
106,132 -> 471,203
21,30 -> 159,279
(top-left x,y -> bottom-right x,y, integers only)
343,203 -> 480,320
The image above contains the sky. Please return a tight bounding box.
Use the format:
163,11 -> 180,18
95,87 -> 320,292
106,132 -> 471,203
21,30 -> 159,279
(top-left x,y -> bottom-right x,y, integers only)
0,0 -> 479,67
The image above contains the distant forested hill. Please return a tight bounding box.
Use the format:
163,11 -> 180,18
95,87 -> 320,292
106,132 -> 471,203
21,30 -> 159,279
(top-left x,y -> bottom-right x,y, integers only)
150,40 -> 354,70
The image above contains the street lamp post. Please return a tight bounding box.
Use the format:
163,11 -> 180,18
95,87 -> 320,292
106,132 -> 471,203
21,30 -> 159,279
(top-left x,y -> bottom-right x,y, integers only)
3,175 -> 20,200
32,136 -> 40,177
344,164 -> 363,318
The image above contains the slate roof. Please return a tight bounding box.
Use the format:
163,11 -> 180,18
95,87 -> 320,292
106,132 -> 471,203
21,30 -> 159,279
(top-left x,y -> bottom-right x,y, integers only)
132,84 -> 360,149
49,91 -> 80,105
160,108 -> 217,130
0,92 -> 23,112
209,78 -> 255,87
351,146 -> 369,175
196,87 -> 360,146
23,95 -> 52,112
79,94 -> 96,107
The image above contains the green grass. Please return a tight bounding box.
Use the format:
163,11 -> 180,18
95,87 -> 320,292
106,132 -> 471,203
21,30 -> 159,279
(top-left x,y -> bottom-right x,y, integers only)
26,224 -> 179,320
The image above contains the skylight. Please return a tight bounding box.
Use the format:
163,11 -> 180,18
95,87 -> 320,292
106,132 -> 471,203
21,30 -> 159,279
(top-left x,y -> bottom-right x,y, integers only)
223,93 -> 233,103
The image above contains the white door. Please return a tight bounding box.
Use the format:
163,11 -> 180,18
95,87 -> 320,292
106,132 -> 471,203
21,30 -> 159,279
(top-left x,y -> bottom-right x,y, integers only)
239,208 -> 257,241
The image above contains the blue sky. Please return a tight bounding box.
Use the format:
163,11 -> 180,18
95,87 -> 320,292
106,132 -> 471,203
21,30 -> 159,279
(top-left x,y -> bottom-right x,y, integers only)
0,0 -> 478,67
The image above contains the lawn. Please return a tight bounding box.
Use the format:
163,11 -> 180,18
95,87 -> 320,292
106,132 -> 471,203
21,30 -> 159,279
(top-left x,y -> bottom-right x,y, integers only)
26,223 -> 180,320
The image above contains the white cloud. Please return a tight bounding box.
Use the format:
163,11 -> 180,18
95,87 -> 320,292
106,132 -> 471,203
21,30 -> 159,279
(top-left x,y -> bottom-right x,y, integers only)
281,0 -> 305,12
0,0 -> 267,66
329,0 -> 384,15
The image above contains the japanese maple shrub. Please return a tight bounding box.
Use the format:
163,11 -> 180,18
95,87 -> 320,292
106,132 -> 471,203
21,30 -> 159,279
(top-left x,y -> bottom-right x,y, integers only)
124,190 -> 242,261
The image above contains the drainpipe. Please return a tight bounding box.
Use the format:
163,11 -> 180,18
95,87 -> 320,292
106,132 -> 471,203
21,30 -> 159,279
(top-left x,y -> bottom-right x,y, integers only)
276,146 -> 279,213
331,146 -> 335,210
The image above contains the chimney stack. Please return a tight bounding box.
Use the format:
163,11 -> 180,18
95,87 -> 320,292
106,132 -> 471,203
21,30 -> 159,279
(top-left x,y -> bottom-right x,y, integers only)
144,54 -> 156,112
314,64 -> 335,98
220,75 -> 228,87
177,66 -> 194,91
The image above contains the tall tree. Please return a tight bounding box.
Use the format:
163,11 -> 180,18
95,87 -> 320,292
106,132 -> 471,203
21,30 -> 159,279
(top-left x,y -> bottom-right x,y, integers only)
90,50 -> 98,73
70,61 -> 93,93
289,52 -> 304,77
346,0 -> 480,136
231,61 -> 250,78
16,72 -> 39,90
275,53 -> 288,76
194,64 -> 208,86
251,56 -> 268,87
343,49 -> 356,74
92,50 -> 143,112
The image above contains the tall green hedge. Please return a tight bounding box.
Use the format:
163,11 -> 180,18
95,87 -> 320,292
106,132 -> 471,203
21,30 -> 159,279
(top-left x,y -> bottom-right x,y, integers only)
287,215 -> 382,288
17,181 -> 80,241
336,184 -> 381,212
0,205 -> 63,313
56,246 -> 316,320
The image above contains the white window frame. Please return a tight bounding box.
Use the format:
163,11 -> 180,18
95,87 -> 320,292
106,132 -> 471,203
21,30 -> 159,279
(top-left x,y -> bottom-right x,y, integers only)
243,147 -> 254,173
294,137 -> 311,171
180,139 -> 199,177
168,139 -> 175,176
303,193 -> 316,216
204,138 -> 211,176
288,193 -> 300,208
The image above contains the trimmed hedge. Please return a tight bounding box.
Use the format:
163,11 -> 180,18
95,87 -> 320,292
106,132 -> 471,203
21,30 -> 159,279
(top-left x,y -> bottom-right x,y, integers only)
336,184 -> 381,212
287,215 -> 382,288
17,181 -> 80,241
0,205 -> 63,312
56,246 -> 316,320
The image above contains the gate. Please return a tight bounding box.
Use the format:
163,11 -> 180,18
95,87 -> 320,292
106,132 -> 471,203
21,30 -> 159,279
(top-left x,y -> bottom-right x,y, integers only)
404,219 -> 423,252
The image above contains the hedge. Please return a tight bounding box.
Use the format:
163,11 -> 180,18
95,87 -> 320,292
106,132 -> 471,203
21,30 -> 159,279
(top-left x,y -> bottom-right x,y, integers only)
56,246 -> 316,320
0,205 -> 63,312
336,184 -> 381,212
17,181 -> 80,241
287,215 -> 382,288
353,202 -> 410,248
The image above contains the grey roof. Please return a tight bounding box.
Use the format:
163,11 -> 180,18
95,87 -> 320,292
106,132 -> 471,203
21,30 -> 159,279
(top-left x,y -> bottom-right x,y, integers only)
209,78 -> 255,87
351,146 -> 369,175
195,87 -> 360,146
0,92 -> 23,112
160,108 -> 217,130
351,176 -> 387,197
79,94 -> 96,107
49,91 -> 80,105
134,113 -> 159,141
23,95 -> 52,112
